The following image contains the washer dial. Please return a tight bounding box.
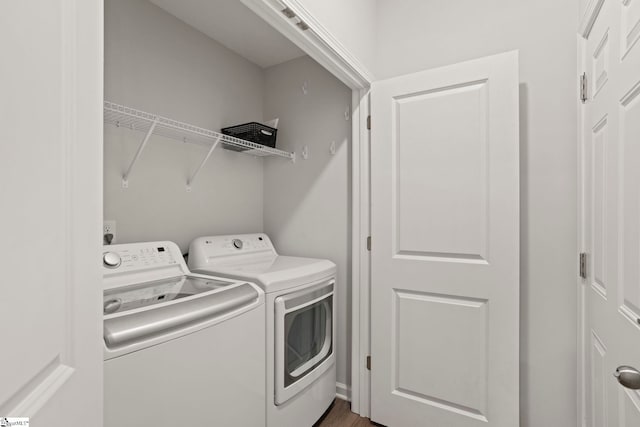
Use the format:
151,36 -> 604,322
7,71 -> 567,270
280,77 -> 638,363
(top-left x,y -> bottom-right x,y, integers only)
103,251 -> 122,268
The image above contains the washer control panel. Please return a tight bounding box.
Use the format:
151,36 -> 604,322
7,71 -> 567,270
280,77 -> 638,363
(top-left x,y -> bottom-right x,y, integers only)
103,252 -> 122,268
102,241 -> 181,272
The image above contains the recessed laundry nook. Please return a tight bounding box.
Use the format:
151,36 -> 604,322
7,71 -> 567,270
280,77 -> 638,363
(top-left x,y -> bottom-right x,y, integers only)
103,0 -> 351,425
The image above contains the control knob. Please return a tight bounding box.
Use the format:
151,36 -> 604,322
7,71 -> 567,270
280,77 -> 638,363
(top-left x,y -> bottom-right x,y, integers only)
103,252 -> 122,268
232,239 -> 243,249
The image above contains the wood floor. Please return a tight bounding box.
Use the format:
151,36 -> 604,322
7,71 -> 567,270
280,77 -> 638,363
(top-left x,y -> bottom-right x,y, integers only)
314,399 -> 377,427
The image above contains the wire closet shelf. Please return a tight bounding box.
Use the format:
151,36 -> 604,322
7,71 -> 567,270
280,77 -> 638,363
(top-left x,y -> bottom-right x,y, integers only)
103,101 -> 294,160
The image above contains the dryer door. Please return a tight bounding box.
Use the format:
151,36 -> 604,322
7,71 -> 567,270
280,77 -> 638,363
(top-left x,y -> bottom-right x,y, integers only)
274,279 -> 335,405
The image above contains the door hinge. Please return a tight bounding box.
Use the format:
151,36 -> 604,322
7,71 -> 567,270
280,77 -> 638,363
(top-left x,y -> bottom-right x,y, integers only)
579,252 -> 587,279
366,236 -> 371,251
366,355 -> 371,370
580,73 -> 588,103
366,115 -> 371,130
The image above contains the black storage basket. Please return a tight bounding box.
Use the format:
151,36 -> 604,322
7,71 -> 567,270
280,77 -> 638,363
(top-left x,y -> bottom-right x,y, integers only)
221,122 -> 277,152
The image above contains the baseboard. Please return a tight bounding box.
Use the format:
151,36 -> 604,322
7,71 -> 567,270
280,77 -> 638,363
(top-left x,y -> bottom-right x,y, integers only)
336,382 -> 351,401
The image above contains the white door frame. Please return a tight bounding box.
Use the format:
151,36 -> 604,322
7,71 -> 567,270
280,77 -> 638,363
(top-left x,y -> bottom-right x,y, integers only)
577,31 -> 587,427
239,0 -> 374,416
577,1 -> 606,427
350,87 -> 371,415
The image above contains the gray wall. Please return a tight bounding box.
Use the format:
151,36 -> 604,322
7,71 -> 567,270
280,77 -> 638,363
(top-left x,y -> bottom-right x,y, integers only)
104,0 -> 265,251
374,1 -> 578,425
262,56 -> 352,390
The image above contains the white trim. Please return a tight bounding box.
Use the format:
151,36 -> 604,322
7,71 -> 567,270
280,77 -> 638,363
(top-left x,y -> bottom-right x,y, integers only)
240,0 -> 373,89
350,89 -> 371,417
72,0 -> 105,421
336,382 -> 351,401
577,33 -> 588,427
578,0 -> 606,39
350,88 -> 362,414
71,0 -> 105,421
577,0 -> 607,420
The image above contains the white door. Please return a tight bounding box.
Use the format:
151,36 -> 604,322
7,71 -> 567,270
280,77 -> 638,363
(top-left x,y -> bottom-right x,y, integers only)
580,0 -> 640,425
0,1 -> 103,426
370,51 -> 520,427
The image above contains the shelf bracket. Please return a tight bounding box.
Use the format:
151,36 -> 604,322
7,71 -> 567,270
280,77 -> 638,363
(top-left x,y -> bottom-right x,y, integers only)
122,118 -> 158,188
186,136 -> 222,192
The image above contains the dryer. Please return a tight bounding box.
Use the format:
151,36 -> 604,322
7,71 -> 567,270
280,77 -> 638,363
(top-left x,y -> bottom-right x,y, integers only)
188,233 -> 337,427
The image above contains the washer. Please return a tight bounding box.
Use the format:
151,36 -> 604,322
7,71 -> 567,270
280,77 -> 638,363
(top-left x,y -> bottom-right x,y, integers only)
102,241 -> 266,427
188,233 -> 337,427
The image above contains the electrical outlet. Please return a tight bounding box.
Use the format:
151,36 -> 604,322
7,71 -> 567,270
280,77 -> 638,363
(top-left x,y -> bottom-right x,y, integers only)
103,220 -> 116,245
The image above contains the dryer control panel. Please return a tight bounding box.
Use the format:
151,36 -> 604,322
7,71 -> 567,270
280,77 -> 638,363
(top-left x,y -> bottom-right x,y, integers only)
191,233 -> 276,259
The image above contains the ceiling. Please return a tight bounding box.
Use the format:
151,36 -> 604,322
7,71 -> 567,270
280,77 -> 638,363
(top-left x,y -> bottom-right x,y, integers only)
149,0 -> 306,68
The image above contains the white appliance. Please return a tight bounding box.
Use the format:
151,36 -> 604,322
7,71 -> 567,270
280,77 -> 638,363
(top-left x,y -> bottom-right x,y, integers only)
188,233 -> 337,427
102,241 -> 266,427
